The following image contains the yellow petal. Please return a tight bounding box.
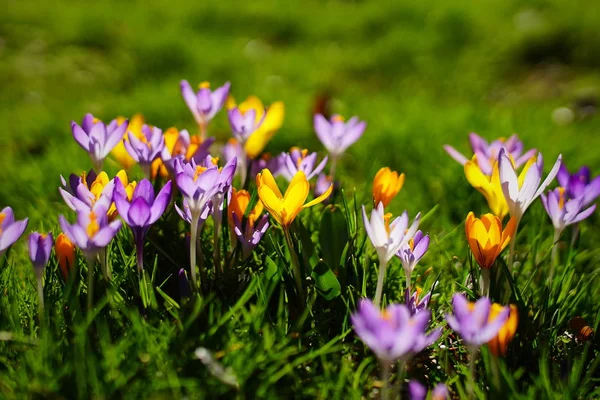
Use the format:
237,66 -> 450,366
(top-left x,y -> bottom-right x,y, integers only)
518,156 -> 536,189
303,183 -> 333,209
257,184 -> 284,226
256,169 -> 283,199
282,172 -> 310,225
244,101 -> 285,159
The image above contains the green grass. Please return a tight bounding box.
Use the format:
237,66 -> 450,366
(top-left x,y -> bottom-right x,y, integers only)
1,0 -> 600,398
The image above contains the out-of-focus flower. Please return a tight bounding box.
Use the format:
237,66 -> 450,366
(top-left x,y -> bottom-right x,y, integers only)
256,169 -> 332,228
228,106 -> 265,142
178,268 -> 191,299
557,163 -> 600,206
0,207 -> 28,257
408,381 -> 448,400
499,149 -> 562,222
487,304 -> 518,357
59,203 -> 122,261
351,298 -> 441,364
153,128 -> 214,178
464,156 -> 514,219
250,152 -> 283,179
113,179 -> 172,273
28,232 -> 53,275
281,148 -> 328,181
314,173 -> 337,203
405,287 -> 432,316
229,188 -> 269,259
446,294 -> 510,349
444,133 -> 536,176
314,114 -> 366,158
541,187 -> 596,236
124,125 -> 165,177
72,114 -> 129,171
111,114 -> 146,170
372,167 -> 405,208
180,80 -> 230,128
397,230 -> 429,289
465,212 -> 516,269
55,233 -> 76,280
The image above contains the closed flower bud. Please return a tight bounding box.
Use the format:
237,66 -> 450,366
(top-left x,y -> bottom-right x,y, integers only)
55,233 -> 76,280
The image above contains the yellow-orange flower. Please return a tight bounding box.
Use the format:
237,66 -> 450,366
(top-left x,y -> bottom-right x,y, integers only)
111,114 -> 146,169
372,167 -> 405,208
488,304 -> 518,356
256,169 -> 332,228
465,212 -> 517,269
228,96 -> 285,159
55,233 -> 76,280
229,188 -> 263,226
150,127 -> 204,179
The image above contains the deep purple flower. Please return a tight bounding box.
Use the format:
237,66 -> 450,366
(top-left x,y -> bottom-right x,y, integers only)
60,170 -> 97,197
314,114 -> 366,158
59,203 -> 122,261
446,294 -> 509,349
232,212 -> 269,259
228,107 -> 265,142
178,268 -> 191,299
113,179 -> 172,273
444,133 -> 536,176
397,230 -> 430,289
72,114 -> 128,171
557,163 -> 600,206
59,171 -> 116,212
180,80 -> 230,127
351,298 -> 441,364
281,148 -> 328,181
124,125 -> 165,176
405,288 -> 432,315
28,232 -> 53,274
408,381 -> 448,400
541,187 -> 596,235
0,207 -> 28,257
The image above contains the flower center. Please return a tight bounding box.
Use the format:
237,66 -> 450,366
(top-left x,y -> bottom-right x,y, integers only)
558,186 -> 566,209
409,238 -> 415,251
0,212 -> 5,235
331,115 -> 344,123
198,81 -> 211,89
87,212 -> 100,238
194,166 -> 208,182
384,213 -> 392,235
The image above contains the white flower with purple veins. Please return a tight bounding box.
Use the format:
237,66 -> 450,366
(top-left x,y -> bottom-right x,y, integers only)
314,114 -> 366,158
72,113 -> 128,171
396,230 -> 430,289
281,148 -> 328,181
444,133 -> 536,176
180,80 -> 231,127
498,148 -> 562,222
124,125 -> 165,174
541,187 -> 596,236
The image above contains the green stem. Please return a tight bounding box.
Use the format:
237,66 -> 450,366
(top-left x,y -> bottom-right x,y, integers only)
329,155 -> 338,182
86,257 -> 95,312
213,213 -> 222,276
506,218 -> 521,274
374,259 -> 387,308
404,267 -> 412,293
480,268 -> 490,298
380,360 -> 390,400
549,228 -> 563,283
36,272 -> 44,314
284,228 -> 305,305
468,347 -> 478,399
190,212 -> 200,291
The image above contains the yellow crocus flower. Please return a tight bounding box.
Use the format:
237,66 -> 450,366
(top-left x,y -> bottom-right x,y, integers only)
229,188 -> 263,226
372,167 -> 405,208
465,212 -> 516,269
488,304 -> 518,356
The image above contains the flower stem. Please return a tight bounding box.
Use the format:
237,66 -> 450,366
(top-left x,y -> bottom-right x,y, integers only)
190,212 -> 200,291
284,228 -> 305,305
99,247 -> 111,281
468,347 -> 478,399
374,259 -> 387,308
480,268 -> 490,297
36,272 -> 44,314
394,360 -> 405,400
506,218 -> 521,274
380,360 -> 390,400
329,155 -> 338,181
136,237 -> 144,276
199,121 -> 207,142
404,267 -> 412,293
213,211 -> 222,276
549,228 -> 563,283
86,257 -> 95,312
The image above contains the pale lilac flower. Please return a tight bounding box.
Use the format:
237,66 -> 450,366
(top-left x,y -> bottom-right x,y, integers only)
444,133 -> 536,176
314,173 -> 338,204
180,80 -> 230,127
396,230 -> 430,289
281,148 -> 328,181
160,129 -> 215,175
250,153 -> 284,179
72,114 -> 128,171
0,207 -> 28,257
351,299 -> 441,364
557,163 -> 600,206
232,213 -> 269,259
124,125 -> 165,176
174,158 -> 221,219
28,232 -> 53,275
405,288 -> 432,316
541,187 -> 596,236
408,381 -> 448,400
228,107 -> 265,142
314,114 -> 366,158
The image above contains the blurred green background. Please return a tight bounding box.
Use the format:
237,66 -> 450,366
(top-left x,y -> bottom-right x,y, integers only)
2,0 -> 600,228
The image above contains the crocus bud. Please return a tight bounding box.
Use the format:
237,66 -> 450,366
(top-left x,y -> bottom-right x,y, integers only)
372,167 -> 405,208
28,232 -> 53,278
487,304 -> 518,356
55,233 -> 76,280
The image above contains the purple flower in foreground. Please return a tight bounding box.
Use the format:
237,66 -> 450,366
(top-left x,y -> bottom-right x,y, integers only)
396,230 -> 430,289
405,287 -> 432,316
557,163 -> 600,206
408,381 -> 448,400
124,125 -> 165,177
232,213 -> 269,260
114,179 -> 172,273
0,207 -> 28,257
446,294 -> 509,349
351,298 -> 441,364
59,203 -> 122,261
281,148 -> 328,181
72,114 -> 128,171
314,114 -> 366,158
60,170 -> 96,198
228,107 -> 265,142
180,80 -> 230,127
541,187 -> 596,236
28,232 -> 53,274
444,133 -> 536,176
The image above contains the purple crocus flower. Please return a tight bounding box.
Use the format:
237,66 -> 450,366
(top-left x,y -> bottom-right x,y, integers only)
160,129 -> 215,176
228,107 -> 265,142
178,268 -> 191,299
540,187 -> 596,237
396,230 -> 430,289
444,133 -> 536,176
405,287 -> 432,315
59,172 -> 115,212
175,199 -> 212,230
231,212 -> 269,259
314,173 -> 338,204
351,298 -> 441,364
557,163 -> 600,206
281,148 -> 328,181
0,207 -> 28,257
113,179 -> 172,273
28,232 -> 53,273
124,125 -> 165,177
446,294 -> 509,350
60,170 -> 97,197
59,203 -> 122,261
314,114 -> 366,158
408,381 -> 448,400
72,114 -> 128,172
180,80 -> 230,128
250,153 -> 284,180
